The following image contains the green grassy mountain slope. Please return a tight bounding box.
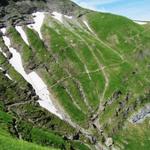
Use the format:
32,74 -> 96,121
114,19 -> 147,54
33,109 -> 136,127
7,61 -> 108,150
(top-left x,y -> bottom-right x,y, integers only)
0,1 -> 150,150
0,63 -> 90,150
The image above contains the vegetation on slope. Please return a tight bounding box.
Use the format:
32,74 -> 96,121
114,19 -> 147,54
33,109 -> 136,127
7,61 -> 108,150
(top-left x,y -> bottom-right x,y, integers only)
0,46 -> 90,149
0,5 -> 150,150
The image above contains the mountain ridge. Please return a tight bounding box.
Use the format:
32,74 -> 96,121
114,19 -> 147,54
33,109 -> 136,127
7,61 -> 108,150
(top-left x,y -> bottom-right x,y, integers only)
0,0 -> 85,28
0,0 -> 150,150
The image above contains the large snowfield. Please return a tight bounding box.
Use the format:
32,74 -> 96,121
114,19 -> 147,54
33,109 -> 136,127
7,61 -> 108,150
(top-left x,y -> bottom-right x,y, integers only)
0,14 -> 63,119
27,12 -> 45,39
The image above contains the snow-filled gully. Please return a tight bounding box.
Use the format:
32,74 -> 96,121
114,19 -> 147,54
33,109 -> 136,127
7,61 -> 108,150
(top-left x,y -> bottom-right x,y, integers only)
52,12 -> 63,23
51,12 -> 73,23
0,13 -> 63,119
83,20 -> 94,34
15,26 -> 29,45
27,12 -> 45,40
134,21 -> 147,25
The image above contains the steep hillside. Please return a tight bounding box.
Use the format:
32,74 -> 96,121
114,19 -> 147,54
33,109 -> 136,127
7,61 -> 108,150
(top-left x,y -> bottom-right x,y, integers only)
0,0 -> 150,150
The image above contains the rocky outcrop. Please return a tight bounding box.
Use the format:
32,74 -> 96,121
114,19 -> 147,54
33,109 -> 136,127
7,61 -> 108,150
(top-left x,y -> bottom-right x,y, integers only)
0,70 -> 90,149
0,0 -> 83,27
0,0 -> 9,6
130,104 -> 150,123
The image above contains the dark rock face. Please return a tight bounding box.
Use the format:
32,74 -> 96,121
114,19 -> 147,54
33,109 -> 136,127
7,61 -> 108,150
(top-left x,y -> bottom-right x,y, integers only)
131,104 -> 150,123
46,0 -> 80,15
0,0 -> 81,27
0,0 -> 9,6
0,0 -> 45,6
6,51 -> 12,59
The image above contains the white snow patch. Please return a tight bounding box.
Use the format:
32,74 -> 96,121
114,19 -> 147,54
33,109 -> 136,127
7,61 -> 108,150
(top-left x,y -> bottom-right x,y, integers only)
52,12 -> 63,23
28,72 -> 63,118
83,20 -> 94,33
1,28 -> 63,119
27,12 -> 45,39
64,15 -> 73,19
15,26 -> 29,45
2,36 -> 11,46
5,73 -> 12,80
1,28 -> 6,34
134,21 -> 147,25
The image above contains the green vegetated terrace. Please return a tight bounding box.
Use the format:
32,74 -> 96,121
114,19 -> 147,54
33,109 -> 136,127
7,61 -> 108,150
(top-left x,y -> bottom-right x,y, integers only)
0,63 -> 90,149
0,9 -> 150,150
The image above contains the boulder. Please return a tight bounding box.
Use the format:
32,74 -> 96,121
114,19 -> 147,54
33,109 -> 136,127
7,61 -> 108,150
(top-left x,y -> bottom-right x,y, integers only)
105,137 -> 113,147
33,95 -> 39,101
2,46 -> 9,53
6,51 -> 12,59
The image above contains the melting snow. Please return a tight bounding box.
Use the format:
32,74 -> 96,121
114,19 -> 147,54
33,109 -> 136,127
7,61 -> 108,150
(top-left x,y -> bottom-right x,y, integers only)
83,20 -> 94,33
29,72 -> 46,92
27,12 -> 45,39
5,73 -> 12,80
28,72 -> 62,118
134,21 -> 147,25
1,28 -> 63,119
64,15 -> 73,19
1,28 -> 6,34
52,12 -> 63,23
15,26 -> 29,45
52,12 -> 73,23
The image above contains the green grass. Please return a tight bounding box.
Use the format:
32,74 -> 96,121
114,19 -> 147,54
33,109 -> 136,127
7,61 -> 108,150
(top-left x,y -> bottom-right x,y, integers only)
0,52 -> 6,65
0,8 -> 150,150
8,27 -> 33,63
25,27 -> 50,63
42,24 -> 85,72
86,12 -> 144,54
76,73 -> 101,109
0,134 -> 58,150
52,84 -> 87,125
31,128 -> 66,149
0,109 -> 58,150
62,78 -> 89,113
113,119 -> 150,150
